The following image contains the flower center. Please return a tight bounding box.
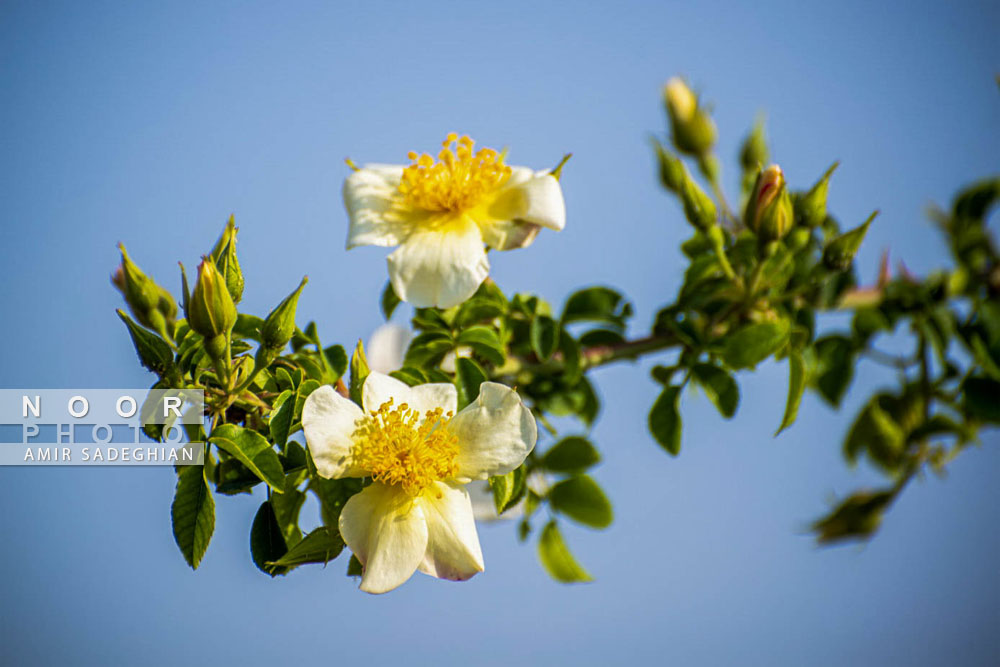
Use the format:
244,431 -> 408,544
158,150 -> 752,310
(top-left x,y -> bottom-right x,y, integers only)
352,398 -> 459,496
398,133 -> 512,213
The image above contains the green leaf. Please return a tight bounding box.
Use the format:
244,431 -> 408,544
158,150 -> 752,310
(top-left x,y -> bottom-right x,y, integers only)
294,379 -> 321,423
347,554 -> 363,577
454,282 -> 507,328
171,464 -> 215,569
538,521 -> 593,583
577,328 -> 625,347
558,330 -> 582,385
251,500 -> 288,577
454,357 -> 487,410
380,281 -> 401,320
275,366 -> 296,392
269,390 -> 295,449
214,458 -> 262,495
404,331 -> 454,367
209,424 -> 285,493
411,307 -> 451,333
323,344 -> 348,381
691,363 -> 739,418
775,350 -> 806,435
534,376 -> 600,426
811,335 -> 855,407
488,465 -> 527,515
649,385 -> 682,456
562,286 -> 631,334
548,475 -> 613,529
456,326 -> 505,366
270,474 -> 306,548
541,436 -> 601,473
116,310 -> 174,375
530,315 -> 559,362
232,313 -> 265,341
813,488 -> 895,544
823,210 -> 878,270
722,319 -> 790,369
265,526 -> 345,573
843,397 -> 906,469
308,473 -> 362,528
349,339 -> 370,405
963,376 -> 1000,423
389,366 -> 428,386
910,414 -> 972,444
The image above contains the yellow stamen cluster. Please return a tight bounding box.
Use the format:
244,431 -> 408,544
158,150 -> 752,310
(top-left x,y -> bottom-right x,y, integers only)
398,133 -> 512,212
353,398 -> 459,496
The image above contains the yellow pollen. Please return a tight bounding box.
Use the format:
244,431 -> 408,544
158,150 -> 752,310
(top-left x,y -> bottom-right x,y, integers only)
398,134 -> 512,212
352,398 -> 459,496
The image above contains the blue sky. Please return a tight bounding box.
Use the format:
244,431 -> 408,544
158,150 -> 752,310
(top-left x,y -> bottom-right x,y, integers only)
0,1 -> 997,664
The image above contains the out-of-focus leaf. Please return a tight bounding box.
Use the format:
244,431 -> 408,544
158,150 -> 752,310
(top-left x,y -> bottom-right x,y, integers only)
691,363 -> 739,418
962,376 -> 1000,423
649,385 -> 682,456
549,475 -> 613,529
455,357 -> 488,410
456,326 -> 505,366
775,350 -> 805,435
722,319 -> 790,370
538,521 -> 593,583
542,436 -> 601,473
530,315 -> 559,362
813,488 -> 895,544
811,335 -> 855,407
380,281 -> 401,320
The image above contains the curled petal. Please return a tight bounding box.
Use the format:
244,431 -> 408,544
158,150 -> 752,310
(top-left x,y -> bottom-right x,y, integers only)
302,385 -> 365,479
480,219 -> 542,251
486,168 -> 566,232
450,382 -> 537,480
387,215 -> 489,309
339,482 -> 429,594
418,481 -> 485,581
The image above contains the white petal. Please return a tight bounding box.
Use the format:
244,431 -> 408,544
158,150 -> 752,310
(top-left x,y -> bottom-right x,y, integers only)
361,371 -> 416,414
301,385 -> 365,479
339,482 -> 429,594
409,382 -> 458,416
387,215 -> 489,309
343,164 -> 415,249
450,382 -> 537,480
367,323 -> 412,374
418,481 -> 484,581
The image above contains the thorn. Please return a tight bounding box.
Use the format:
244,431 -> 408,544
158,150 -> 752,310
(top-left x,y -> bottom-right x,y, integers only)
877,250 -> 890,287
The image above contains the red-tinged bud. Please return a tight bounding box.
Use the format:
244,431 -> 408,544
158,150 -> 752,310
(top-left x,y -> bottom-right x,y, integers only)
746,165 -> 794,241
